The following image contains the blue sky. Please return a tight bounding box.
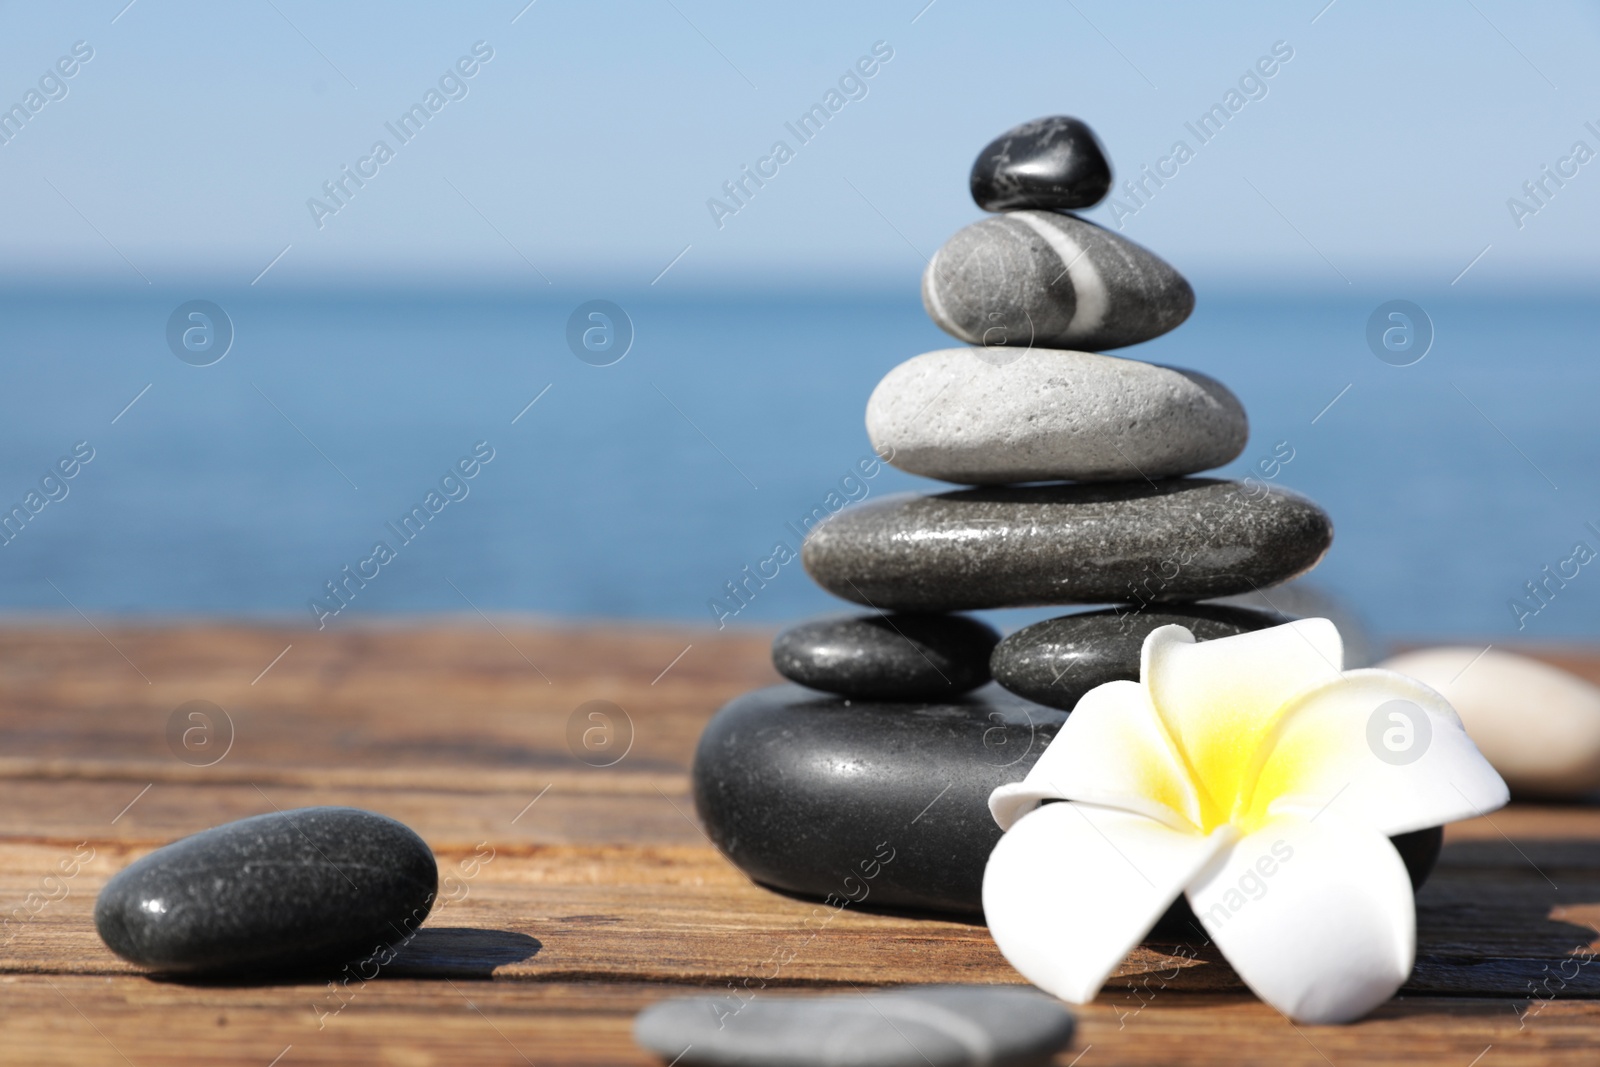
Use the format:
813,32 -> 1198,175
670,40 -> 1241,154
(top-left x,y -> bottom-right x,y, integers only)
0,0 -> 1597,290
0,1 -> 1596,637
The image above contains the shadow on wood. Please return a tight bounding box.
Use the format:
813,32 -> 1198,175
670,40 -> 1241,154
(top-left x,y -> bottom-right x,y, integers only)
388,927 -> 543,978
146,928 -> 543,986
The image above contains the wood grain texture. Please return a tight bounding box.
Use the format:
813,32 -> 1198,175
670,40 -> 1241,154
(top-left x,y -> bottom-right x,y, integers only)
9,978 -> 1599,1067
0,622 -> 1598,1064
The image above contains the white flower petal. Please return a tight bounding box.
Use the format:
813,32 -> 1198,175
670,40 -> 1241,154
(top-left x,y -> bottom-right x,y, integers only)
989,680 -> 1198,832
1142,620 -> 1346,826
983,801 -> 1227,1004
1250,669 -> 1509,835
1189,815 -> 1414,1024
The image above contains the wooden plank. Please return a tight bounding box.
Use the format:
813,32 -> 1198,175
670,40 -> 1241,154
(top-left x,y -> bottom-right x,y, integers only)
2,624 -> 1600,1063
7,977 -> 1600,1067
0,624 -> 773,787
3,827 -> 1598,996
0,778 -> 708,847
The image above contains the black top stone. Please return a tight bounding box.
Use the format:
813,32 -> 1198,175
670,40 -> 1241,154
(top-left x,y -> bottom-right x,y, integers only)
693,684 -> 1064,915
802,480 -> 1334,613
635,985 -> 1076,1067
970,115 -> 1112,212
991,604 -> 1290,710
772,613 -> 1000,700
94,806 -> 438,975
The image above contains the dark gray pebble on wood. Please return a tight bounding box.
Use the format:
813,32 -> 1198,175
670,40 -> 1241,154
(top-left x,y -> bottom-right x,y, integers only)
94,806 -> 437,974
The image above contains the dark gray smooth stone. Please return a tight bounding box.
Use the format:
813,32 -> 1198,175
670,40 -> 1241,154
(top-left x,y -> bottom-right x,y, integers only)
95,807 -> 437,974
971,114 -> 1112,212
1216,578 -> 1383,667
635,984 -> 1075,1067
991,604 -> 1290,710
1394,825 -> 1445,889
802,480 -> 1333,612
772,613 -> 1000,700
923,211 -> 1192,352
693,685 -> 1064,915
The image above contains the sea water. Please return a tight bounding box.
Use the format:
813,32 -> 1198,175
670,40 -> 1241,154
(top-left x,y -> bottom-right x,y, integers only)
0,284 -> 1594,641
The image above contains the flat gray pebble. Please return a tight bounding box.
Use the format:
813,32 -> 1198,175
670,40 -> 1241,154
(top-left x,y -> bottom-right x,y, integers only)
635,985 -> 1075,1067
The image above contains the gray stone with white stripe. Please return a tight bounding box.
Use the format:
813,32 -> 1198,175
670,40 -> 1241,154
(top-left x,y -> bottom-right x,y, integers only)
922,211 -> 1193,353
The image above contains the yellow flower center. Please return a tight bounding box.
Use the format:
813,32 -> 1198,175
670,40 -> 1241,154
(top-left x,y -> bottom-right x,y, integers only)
1146,685 -> 1301,836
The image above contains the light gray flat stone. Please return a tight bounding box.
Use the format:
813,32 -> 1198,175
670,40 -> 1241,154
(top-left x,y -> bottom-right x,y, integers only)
923,211 -> 1192,352
634,984 -> 1075,1066
866,347 -> 1247,484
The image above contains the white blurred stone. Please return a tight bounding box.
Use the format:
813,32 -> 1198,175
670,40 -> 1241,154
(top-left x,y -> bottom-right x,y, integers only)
1379,647 -> 1600,799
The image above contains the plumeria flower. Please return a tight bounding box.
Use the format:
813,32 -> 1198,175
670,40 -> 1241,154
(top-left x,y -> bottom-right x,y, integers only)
982,619 -> 1508,1024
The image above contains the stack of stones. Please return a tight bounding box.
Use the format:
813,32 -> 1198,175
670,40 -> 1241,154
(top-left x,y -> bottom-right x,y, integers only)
694,117 -> 1367,918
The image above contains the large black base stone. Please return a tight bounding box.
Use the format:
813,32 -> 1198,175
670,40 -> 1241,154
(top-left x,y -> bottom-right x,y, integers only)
693,686 -> 1444,918
692,684 -> 1065,916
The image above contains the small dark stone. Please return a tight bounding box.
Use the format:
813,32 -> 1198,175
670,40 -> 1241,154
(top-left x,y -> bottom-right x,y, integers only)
693,685 -> 1065,916
772,613 -> 1000,700
1215,579 -> 1383,667
95,807 -> 438,974
991,604 -> 1290,709
970,115 -> 1113,212
1392,825 -> 1445,890
802,480 -> 1334,612
635,985 -> 1076,1066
